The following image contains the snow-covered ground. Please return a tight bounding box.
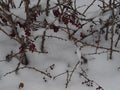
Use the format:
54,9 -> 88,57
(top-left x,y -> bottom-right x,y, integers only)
0,0 -> 120,90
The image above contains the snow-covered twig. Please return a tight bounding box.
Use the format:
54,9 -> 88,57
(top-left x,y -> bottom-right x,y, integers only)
41,30 -> 47,53
2,66 -> 52,78
84,51 -> 109,55
79,72 -> 104,90
83,0 -> 96,14
53,61 -> 104,90
65,61 -> 80,88
35,35 -> 67,41
72,36 -> 120,53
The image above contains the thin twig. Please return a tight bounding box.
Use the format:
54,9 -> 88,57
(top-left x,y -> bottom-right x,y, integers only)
66,61 -> 80,88
46,0 -> 50,16
35,35 -> 67,41
84,51 -> 109,55
0,27 -> 21,43
72,36 -> 120,53
53,71 -> 68,79
3,66 -> 52,78
37,0 -> 41,6
41,30 -> 46,53
83,0 -> 96,14
79,72 -> 104,90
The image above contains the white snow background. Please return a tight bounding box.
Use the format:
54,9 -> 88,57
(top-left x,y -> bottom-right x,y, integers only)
0,0 -> 120,90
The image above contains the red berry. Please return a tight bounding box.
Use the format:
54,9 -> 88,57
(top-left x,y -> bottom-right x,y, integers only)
49,24 -> 54,29
25,27 -> 31,36
19,45 -> 25,53
53,8 -> 60,17
76,23 -> 82,28
49,24 -> 59,33
29,43 -> 36,52
70,19 -> 74,25
80,32 -> 86,38
53,26 -> 59,32
62,15 -> 69,25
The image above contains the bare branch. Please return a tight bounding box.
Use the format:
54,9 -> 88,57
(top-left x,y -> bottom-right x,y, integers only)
3,66 -> 52,78
83,0 -> 96,14
66,61 -> 80,88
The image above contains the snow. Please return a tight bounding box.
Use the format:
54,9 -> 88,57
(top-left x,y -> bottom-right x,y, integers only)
0,0 -> 120,90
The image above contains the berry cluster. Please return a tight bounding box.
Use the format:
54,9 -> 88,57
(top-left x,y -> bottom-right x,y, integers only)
49,24 -> 59,32
82,80 -> 93,87
52,6 -> 82,29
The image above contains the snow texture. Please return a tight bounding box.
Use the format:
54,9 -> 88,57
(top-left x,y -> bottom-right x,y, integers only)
0,0 -> 120,90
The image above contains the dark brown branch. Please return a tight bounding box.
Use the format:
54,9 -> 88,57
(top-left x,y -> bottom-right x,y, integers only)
37,0 -> 41,6
0,27 -> 21,43
79,72 -> 104,90
66,61 -> 80,88
53,62 -> 104,89
72,36 -> 120,53
84,51 -> 109,55
109,0 -> 115,59
115,35 -> 120,47
53,71 -> 68,79
35,35 -> 67,41
46,0 -> 50,16
83,0 -> 96,14
15,62 -> 21,74
18,0 -> 24,8
41,30 -> 46,53
3,66 -> 52,78
24,0 -> 30,21
8,0 -> 16,8
81,30 -> 98,40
